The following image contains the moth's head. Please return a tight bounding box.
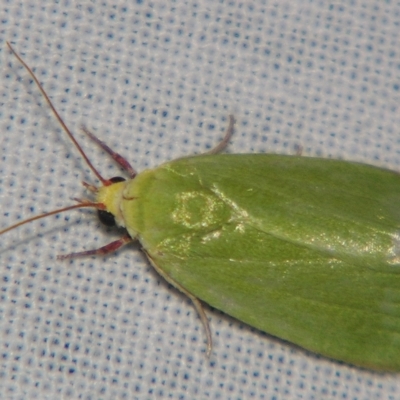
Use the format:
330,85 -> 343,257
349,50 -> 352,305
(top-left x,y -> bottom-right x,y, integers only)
95,176 -> 127,228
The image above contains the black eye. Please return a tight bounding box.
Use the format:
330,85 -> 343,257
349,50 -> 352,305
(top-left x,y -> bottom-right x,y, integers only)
109,176 -> 126,183
97,210 -> 116,226
97,177 -> 126,226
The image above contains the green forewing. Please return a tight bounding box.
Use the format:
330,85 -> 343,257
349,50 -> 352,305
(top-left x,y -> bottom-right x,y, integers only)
122,154 -> 400,370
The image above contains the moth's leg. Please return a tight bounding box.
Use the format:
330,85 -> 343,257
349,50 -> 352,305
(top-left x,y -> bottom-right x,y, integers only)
145,251 -> 213,357
202,114 -> 235,155
58,235 -> 132,260
81,126 -> 137,178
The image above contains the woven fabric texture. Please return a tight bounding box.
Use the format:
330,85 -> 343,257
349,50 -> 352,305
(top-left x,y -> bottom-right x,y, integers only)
1,1 -> 400,399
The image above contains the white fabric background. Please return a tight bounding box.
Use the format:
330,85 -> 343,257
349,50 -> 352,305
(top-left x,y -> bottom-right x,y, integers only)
1,1 -> 400,399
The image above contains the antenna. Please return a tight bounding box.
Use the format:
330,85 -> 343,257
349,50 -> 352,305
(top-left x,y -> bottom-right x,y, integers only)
6,42 -> 110,185
1,43 -> 108,236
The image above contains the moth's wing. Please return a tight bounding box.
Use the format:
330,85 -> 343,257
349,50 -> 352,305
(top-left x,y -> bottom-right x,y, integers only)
193,154 -> 400,272
125,154 -> 400,371
151,223 -> 400,371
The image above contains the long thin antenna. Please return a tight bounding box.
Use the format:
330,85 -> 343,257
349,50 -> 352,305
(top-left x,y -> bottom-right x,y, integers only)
6,42 -> 109,185
0,202 -> 104,236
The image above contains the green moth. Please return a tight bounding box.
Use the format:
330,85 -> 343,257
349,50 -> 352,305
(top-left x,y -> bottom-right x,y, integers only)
4,42 -> 400,372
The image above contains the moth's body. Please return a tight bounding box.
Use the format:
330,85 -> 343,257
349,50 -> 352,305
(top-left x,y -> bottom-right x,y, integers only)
6,42 -> 400,372
98,153 -> 400,371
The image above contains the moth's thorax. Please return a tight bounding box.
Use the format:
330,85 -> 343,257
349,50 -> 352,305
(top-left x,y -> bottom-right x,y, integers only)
96,181 -> 128,228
